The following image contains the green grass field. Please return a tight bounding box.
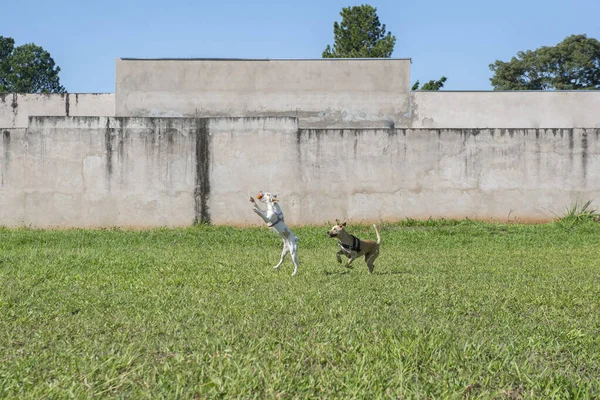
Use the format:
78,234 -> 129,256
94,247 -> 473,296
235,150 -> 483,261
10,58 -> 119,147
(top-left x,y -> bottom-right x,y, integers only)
1,220 -> 600,398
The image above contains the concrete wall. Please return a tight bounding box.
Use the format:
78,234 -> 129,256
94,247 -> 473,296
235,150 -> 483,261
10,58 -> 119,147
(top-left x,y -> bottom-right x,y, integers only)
114,58 -> 600,129
8,89 -> 600,131
411,91 -> 600,129
2,59 -> 600,227
0,93 -> 115,129
0,117 -> 198,227
214,125 -> 600,225
2,116 -> 599,227
115,58 -> 412,128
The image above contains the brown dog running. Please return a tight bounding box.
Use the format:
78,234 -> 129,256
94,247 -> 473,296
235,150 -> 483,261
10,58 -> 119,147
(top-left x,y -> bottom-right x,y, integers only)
327,220 -> 381,273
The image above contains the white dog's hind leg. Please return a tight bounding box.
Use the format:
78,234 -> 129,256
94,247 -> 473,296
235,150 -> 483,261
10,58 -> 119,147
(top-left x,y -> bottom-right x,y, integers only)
273,239 -> 289,270
289,239 -> 299,276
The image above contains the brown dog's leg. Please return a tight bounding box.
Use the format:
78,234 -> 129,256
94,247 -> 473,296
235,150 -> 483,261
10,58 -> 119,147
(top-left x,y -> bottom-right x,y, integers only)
366,249 -> 379,273
345,254 -> 357,268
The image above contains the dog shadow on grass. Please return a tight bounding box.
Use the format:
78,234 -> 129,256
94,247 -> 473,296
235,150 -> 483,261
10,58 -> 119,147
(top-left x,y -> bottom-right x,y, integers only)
371,270 -> 411,276
323,269 -> 410,276
323,269 -> 351,276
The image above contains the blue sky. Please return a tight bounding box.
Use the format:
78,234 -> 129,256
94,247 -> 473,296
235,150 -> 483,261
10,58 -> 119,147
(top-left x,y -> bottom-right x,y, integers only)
4,0 -> 600,93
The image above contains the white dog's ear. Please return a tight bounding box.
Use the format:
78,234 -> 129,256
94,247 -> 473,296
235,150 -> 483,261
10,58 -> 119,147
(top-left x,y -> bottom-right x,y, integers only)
335,219 -> 340,225
273,194 -> 277,198
342,222 -> 347,227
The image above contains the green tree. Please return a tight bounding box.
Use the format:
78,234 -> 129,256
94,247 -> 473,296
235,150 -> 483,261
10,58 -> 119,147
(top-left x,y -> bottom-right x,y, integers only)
323,4 -> 396,58
411,76 -> 447,91
0,36 -> 65,93
489,34 -> 600,90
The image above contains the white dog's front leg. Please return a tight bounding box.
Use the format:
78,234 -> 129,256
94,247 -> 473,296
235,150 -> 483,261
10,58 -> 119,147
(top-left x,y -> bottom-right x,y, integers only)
253,201 -> 265,212
251,197 -> 267,215
252,207 -> 271,224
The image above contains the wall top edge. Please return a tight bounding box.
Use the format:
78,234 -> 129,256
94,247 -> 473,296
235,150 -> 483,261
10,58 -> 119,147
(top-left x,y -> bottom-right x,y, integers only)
298,127 -> 600,130
414,90 -> 600,93
117,57 -> 412,62
0,92 -> 114,96
27,115 -> 299,121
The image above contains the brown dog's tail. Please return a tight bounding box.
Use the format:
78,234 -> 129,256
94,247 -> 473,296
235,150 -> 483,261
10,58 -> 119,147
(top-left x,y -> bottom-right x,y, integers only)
373,224 -> 381,244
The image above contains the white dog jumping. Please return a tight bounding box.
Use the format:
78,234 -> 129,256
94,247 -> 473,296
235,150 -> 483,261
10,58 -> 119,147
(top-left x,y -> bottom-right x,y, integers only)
250,191 -> 300,276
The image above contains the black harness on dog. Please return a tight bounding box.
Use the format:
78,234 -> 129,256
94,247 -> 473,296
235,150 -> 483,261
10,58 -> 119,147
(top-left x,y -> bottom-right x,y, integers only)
339,235 -> 361,252
267,212 -> 284,228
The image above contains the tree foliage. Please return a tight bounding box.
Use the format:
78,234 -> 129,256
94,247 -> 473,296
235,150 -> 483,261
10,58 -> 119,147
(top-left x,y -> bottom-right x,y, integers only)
489,34 -> 600,90
323,4 -> 396,58
411,76 -> 447,91
0,36 -> 65,93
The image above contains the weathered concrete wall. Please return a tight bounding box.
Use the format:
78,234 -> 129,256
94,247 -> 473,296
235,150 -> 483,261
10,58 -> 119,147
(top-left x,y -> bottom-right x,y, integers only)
0,128 -> 27,224
0,93 -> 115,129
115,58 -> 412,128
114,58 -> 600,129
411,91 -> 600,129
212,125 -> 600,225
0,117 -> 197,227
1,116 -> 599,227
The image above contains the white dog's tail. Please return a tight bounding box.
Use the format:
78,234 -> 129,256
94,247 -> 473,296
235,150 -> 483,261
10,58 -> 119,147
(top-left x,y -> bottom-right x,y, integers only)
373,224 -> 381,244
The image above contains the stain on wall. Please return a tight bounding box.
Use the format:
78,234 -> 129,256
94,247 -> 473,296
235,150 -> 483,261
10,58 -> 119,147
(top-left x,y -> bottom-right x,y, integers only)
65,93 -> 70,116
194,118 -> 211,224
1,130 -> 10,187
10,94 -> 18,111
2,130 -> 10,159
105,117 -> 114,186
